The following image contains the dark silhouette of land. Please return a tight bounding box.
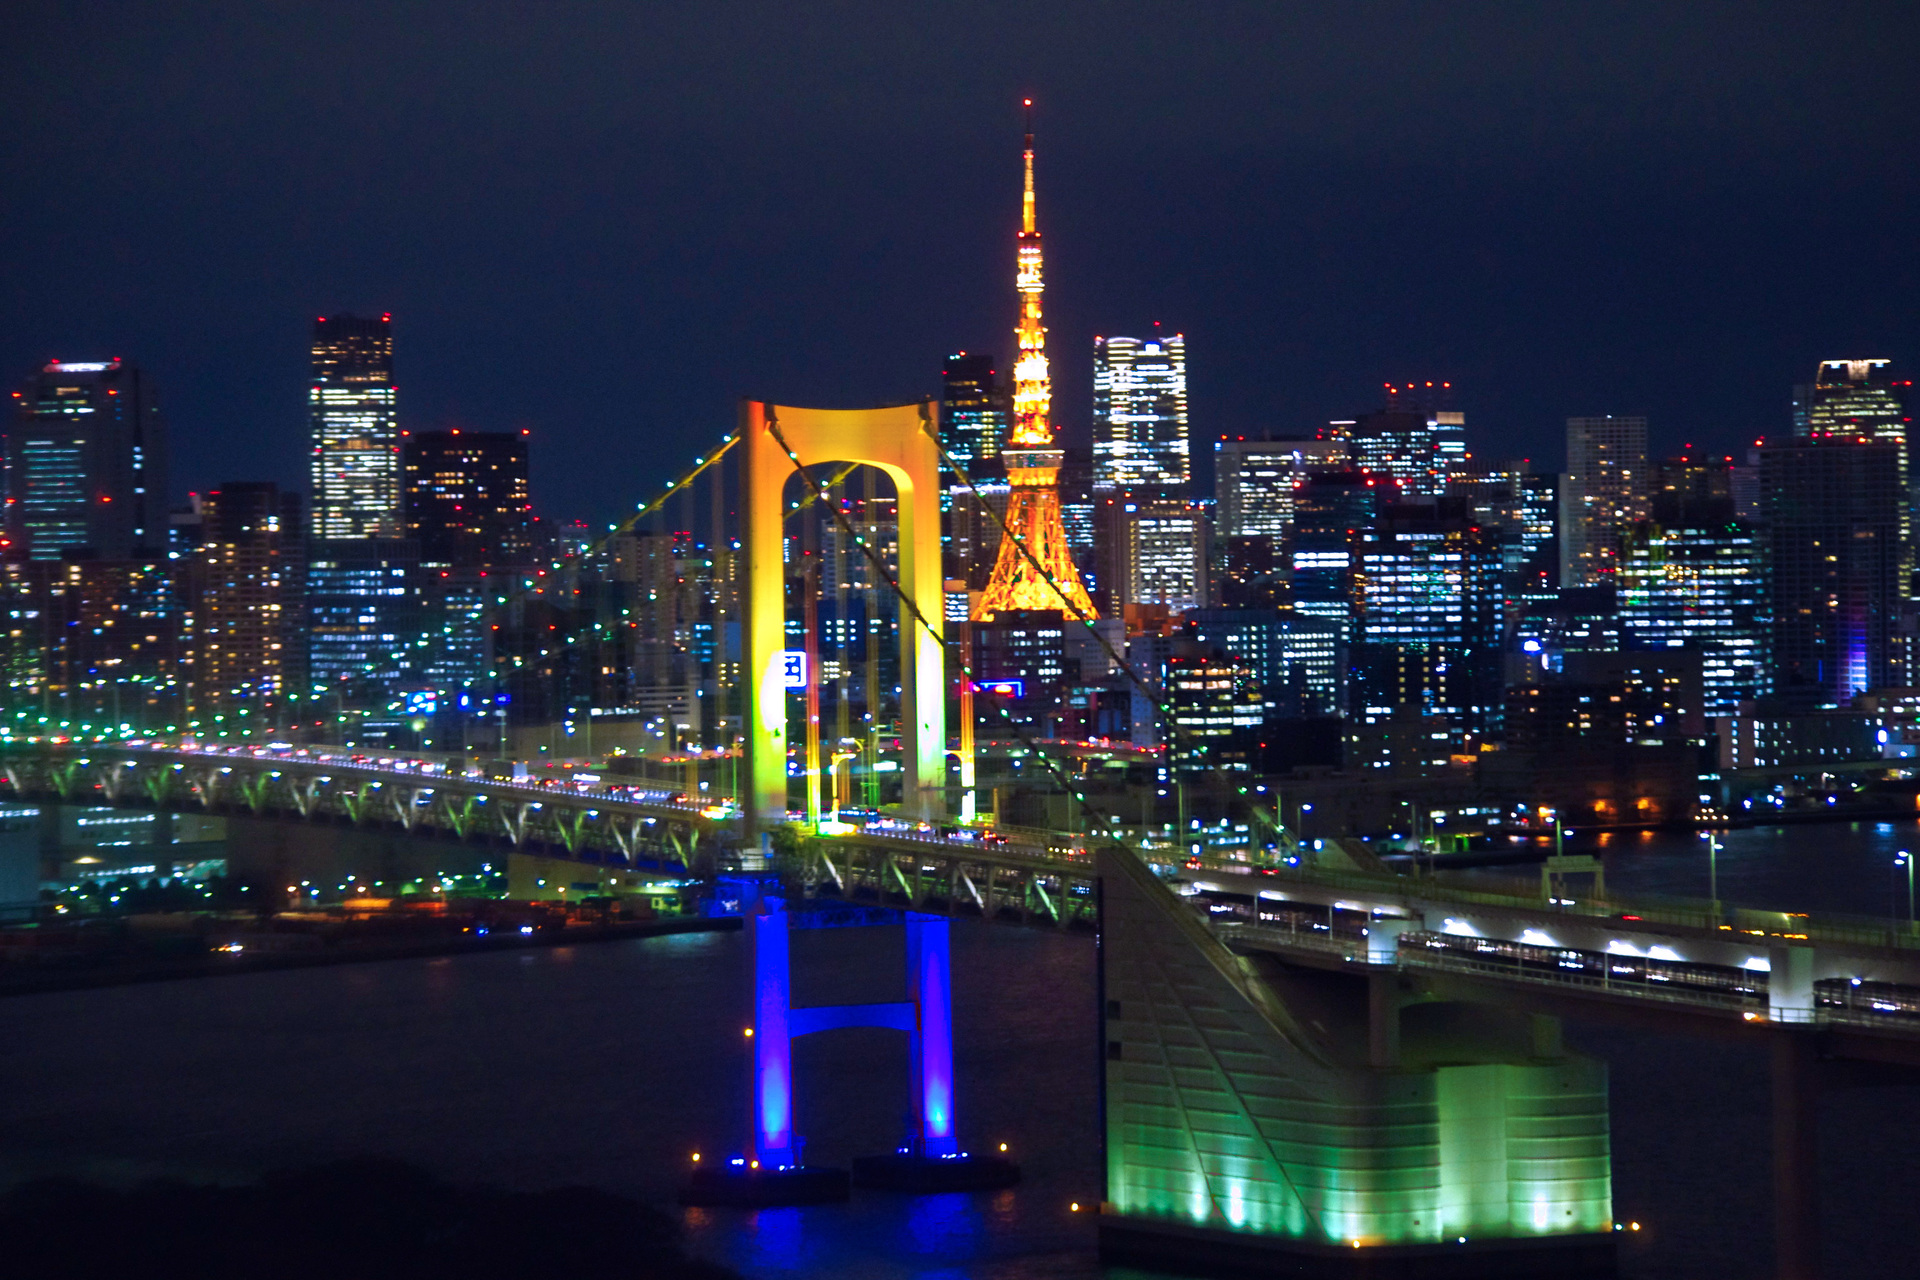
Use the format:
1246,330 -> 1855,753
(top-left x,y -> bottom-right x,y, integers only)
0,1158 -> 737,1279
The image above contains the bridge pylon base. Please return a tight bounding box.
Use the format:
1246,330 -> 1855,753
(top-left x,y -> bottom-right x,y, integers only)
677,1164 -> 850,1208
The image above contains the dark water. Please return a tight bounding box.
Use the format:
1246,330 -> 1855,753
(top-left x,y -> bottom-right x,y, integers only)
0,824 -> 1916,1278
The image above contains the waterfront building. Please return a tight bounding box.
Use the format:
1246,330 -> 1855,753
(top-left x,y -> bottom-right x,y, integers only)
7,358 -> 167,561
1762,435 -> 1911,708
1618,518 -> 1770,714
1562,415 -> 1649,586
310,313 -> 400,540
0,556 -> 181,730
1092,329 -> 1189,494
190,483 -> 306,711
975,105 -> 1097,622
403,429 -> 533,568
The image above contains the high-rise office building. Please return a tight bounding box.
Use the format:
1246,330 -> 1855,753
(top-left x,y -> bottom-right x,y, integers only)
1164,650 -> 1266,774
1651,451 -> 1736,523
1289,470 -> 1397,638
1115,499 -> 1207,615
7,358 -> 167,560
0,556 -> 181,729
1092,329 -> 1189,494
307,540 -> 420,691
940,353 -> 1008,474
1792,359 -> 1909,441
310,313 -> 399,540
1562,415 -> 1649,586
191,483 -> 307,709
1619,519 -> 1769,714
1349,383 -> 1464,498
1449,463 -> 1560,622
1214,438 -> 1344,541
403,429 -> 533,568
1350,497 -> 1504,736
1186,608 -> 1343,718
1762,435 -> 1910,708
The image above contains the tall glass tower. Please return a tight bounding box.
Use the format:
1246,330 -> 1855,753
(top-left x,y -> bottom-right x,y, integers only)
7,358 -> 167,561
310,313 -> 399,539
939,353 -> 1007,474
1092,329 -> 1189,494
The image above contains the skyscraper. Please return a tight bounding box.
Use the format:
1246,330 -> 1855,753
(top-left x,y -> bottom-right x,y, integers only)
403,429 -> 533,568
1214,438 -> 1345,541
7,358 -> 167,560
1115,499 -> 1208,614
939,353 -> 1008,474
976,104 -> 1096,622
1349,383 -> 1464,498
1619,518 -> 1769,714
1092,329 -> 1189,494
1562,415 -> 1649,585
1762,435 -> 1909,707
310,313 -> 399,540
1350,497 -> 1504,736
191,482 -> 307,709
1792,359 -> 1909,441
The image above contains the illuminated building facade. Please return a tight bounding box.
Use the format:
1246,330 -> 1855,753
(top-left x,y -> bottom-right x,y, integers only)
310,313 -> 400,540
307,540 -> 420,691
1164,651 -> 1264,773
1351,498 -> 1503,735
403,429 -> 533,568
1289,471 -> 1396,638
1792,359 -> 1909,441
0,556 -> 181,729
1093,330 -> 1189,494
191,483 -> 306,709
1214,438 -> 1343,541
976,106 -> 1097,623
939,353 -> 1007,474
1187,608 -> 1342,717
1619,520 -> 1769,714
1762,435 -> 1910,708
7,358 -> 167,560
1117,500 -> 1207,614
1562,415 -> 1648,586
1350,384 -> 1463,498
1450,464 -> 1560,622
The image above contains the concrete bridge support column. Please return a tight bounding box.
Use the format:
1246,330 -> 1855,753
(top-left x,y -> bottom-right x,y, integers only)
1367,971 -> 1400,1069
1772,1030 -> 1821,1280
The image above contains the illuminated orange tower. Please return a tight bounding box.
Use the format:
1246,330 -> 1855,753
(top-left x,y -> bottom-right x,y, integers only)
975,101 -> 1097,622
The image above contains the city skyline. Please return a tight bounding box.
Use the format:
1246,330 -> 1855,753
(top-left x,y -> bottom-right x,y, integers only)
4,4 -> 1914,526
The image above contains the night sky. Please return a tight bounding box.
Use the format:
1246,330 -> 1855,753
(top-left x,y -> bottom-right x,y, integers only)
5,1 -> 1917,524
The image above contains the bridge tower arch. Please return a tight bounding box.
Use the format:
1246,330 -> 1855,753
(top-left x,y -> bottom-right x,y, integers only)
740,401 -> 946,833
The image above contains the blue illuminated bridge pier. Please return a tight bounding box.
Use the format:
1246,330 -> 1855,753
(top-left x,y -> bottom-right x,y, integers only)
12,741 -> 1920,1277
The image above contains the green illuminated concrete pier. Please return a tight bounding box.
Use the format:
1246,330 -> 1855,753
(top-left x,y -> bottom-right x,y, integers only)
1097,848 -> 1615,1277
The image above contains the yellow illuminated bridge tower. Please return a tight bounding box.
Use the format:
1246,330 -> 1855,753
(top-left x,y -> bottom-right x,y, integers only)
976,102 -> 1096,622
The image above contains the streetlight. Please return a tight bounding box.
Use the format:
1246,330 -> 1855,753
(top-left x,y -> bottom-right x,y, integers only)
1898,850 -> 1915,936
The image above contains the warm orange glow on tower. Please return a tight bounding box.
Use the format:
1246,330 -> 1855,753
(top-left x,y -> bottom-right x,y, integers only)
977,103 -> 1097,621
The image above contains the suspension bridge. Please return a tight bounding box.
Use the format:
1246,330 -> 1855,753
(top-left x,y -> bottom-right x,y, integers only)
8,401 -> 1914,1279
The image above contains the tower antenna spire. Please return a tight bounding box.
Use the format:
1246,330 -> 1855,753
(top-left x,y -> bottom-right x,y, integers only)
977,98 -> 1097,622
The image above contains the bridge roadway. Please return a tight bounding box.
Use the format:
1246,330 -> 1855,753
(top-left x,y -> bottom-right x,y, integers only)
1,741 -> 726,871
16,739 -> 1920,1050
